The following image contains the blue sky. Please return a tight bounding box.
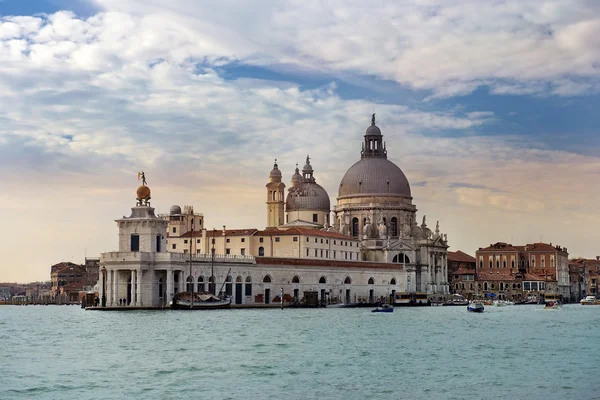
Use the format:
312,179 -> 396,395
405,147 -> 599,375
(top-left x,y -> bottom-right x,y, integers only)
1,0 -> 599,282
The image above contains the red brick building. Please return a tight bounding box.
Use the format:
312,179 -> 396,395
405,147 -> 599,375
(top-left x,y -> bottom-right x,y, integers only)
448,251 -> 476,298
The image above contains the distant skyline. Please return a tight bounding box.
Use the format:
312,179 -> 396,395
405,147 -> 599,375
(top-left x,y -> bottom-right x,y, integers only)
1,0 -> 600,282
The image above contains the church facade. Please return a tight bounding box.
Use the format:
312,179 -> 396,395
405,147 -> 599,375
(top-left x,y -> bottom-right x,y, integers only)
98,116 -> 448,307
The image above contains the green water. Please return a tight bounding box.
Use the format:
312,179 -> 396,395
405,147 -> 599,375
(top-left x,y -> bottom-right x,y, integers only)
1,305 -> 599,400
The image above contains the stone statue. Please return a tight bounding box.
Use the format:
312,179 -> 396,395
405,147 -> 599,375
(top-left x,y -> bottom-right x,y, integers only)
363,217 -> 372,239
377,216 -> 387,239
422,215 -> 427,227
435,221 -> 439,235
371,113 -> 376,125
444,233 -> 448,242
339,217 -> 348,236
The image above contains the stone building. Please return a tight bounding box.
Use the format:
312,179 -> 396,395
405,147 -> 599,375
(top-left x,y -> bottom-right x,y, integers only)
447,251 -> 476,298
474,242 -> 570,301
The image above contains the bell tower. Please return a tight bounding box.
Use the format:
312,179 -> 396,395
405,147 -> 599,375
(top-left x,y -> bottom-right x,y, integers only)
266,159 -> 286,228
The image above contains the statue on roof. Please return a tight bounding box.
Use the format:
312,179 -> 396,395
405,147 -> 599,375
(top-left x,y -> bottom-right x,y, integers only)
377,216 -> 387,239
371,113 -> 376,126
435,221 -> 440,235
422,215 -> 427,227
138,170 -> 147,186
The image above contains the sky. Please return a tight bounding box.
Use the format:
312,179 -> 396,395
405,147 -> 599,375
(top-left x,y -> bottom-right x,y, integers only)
1,0 -> 600,283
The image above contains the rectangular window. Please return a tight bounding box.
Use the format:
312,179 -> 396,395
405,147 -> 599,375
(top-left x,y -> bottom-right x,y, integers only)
293,237 -> 298,242
314,249 -> 318,257
172,244 -> 177,250
196,239 -> 200,243
315,238 -> 317,243
320,249 -> 323,257
306,248 -> 309,256
306,237 -> 309,242
275,237 -> 280,242
245,283 -> 252,296
334,251 -> 336,258
345,252 -> 348,260
241,248 -> 246,256
211,239 -> 215,244
156,235 -> 161,252
326,250 -> 329,258
313,213 -> 318,222
326,240 -> 329,244
172,227 -> 176,233
320,239 -> 323,244
130,235 -> 140,252
226,248 -> 230,255
184,239 -> 188,244
226,238 -> 230,243
334,240 -> 337,245
241,238 -> 245,243
259,237 -> 264,243
196,249 -> 201,254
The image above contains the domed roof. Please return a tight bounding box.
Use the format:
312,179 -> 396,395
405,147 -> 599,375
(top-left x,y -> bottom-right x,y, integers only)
338,158 -> 411,198
366,124 -> 381,136
269,159 -> 282,180
286,182 -> 330,212
170,205 -> 182,215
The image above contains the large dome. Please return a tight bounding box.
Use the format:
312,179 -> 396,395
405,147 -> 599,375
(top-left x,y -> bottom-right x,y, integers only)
338,158 -> 411,198
286,182 -> 330,212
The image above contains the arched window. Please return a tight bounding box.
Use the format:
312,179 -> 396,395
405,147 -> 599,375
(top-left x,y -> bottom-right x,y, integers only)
479,259 -> 483,269
390,278 -> 396,285
541,257 -> 545,268
292,276 -> 300,283
511,259 -> 515,269
496,259 -> 500,268
344,276 -> 352,284
392,253 -> 410,263
186,276 -> 193,292
503,259 -> 507,268
197,276 -> 205,292
491,283 -> 495,290
319,276 -> 327,284
484,282 -> 488,290
236,276 -> 242,283
390,217 -> 398,237
258,246 -> 264,257
489,260 -> 493,268
352,218 -> 359,237
245,276 -> 252,296
500,282 -> 504,290
368,277 -> 374,285
263,275 -> 272,283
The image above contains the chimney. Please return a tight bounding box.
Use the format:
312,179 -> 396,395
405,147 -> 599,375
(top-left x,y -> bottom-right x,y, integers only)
222,225 -> 226,235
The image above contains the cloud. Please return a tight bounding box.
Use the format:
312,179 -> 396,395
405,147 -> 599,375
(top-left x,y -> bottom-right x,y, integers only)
86,0 -> 600,98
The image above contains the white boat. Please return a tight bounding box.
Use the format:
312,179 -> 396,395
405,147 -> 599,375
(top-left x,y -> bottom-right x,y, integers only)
544,301 -> 561,310
493,300 -> 514,307
580,296 -> 600,305
467,302 -> 484,313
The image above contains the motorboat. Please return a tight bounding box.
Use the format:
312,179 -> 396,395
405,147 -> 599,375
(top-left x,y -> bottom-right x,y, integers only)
467,302 -> 484,313
544,301 -> 561,310
493,300 -> 514,307
580,296 -> 600,305
371,304 -> 394,313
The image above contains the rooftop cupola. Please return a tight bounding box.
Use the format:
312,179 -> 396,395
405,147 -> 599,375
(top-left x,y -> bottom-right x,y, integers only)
291,163 -> 302,187
269,159 -> 282,183
361,113 -> 387,159
302,155 -> 315,182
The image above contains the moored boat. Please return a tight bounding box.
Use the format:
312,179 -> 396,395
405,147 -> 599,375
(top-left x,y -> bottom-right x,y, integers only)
467,302 -> 484,313
170,292 -> 231,310
443,294 -> 469,306
392,292 -> 431,307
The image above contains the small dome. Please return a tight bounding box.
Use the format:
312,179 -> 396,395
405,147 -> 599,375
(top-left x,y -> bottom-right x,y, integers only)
170,205 -> 182,215
269,159 -> 282,178
286,182 -> 330,212
291,165 -> 302,187
136,185 -> 151,200
366,124 -> 381,136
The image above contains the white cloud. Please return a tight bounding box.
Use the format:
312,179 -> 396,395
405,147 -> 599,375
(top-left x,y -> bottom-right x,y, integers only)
84,0 -> 600,98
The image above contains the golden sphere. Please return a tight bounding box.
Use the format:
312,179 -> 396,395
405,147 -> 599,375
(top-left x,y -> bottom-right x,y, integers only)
136,185 -> 151,200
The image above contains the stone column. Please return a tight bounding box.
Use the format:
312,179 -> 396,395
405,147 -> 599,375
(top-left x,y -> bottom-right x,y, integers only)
130,270 -> 135,306
166,269 -> 173,303
113,270 -> 118,306
137,269 -> 143,306
106,269 -> 112,306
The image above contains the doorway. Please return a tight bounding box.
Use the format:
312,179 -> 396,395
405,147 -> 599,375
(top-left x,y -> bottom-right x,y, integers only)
265,288 -> 271,304
235,283 -> 242,305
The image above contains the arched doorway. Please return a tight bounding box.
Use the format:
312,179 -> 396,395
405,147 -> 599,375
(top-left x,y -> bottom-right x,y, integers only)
235,276 -> 243,305
208,276 -> 215,294
225,276 -> 233,297
263,275 -> 272,304
344,276 -> 352,304
186,276 -> 193,292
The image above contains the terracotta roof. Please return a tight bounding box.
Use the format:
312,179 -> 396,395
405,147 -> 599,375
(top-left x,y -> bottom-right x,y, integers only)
177,227 -> 357,241
524,242 -> 566,252
257,227 -> 356,240
452,268 -> 476,275
523,272 -> 555,282
447,250 -> 476,263
256,257 -> 402,270
477,242 -> 520,252
476,270 -> 517,281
